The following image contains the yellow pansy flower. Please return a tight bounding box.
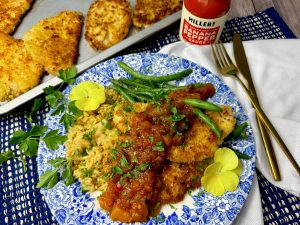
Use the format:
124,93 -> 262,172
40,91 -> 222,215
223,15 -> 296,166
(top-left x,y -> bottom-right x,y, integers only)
201,147 -> 242,196
69,81 -> 106,111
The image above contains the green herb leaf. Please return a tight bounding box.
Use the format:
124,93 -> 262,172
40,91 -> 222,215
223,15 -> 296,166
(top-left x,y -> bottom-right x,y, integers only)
51,104 -> 65,116
59,113 -> 75,131
47,172 -> 59,189
42,130 -> 67,150
123,105 -> 132,112
29,125 -> 48,137
120,155 -> 129,168
82,168 -> 93,177
59,66 -> 77,85
62,164 -> 75,186
110,148 -> 118,160
46,90 -> 64,108
136,162 -> 151,171
9,130 -> 29,145
0,150 -> 15,164
48,157 -> 67,167
169,106 -> 185,122
68,101 -> 82,116
27,98 -> 44,122
111,166 -> 123,175
82,129 -> 96,141
19,154 -> 27,171
20,139 -> 39,157
43,86 -> 56,95
152,141 -> 165,152
36,168 -> 59,188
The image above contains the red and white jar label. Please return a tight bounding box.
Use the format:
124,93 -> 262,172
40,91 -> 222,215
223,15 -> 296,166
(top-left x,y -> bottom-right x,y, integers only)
179,4 -> 228,45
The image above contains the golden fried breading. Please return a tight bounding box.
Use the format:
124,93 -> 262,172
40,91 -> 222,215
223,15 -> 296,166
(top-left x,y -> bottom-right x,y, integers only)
0,33 -> 44,101
159,161 -> 207,204
85,0 -> 131,51
0,0 -> 33,34
23,11 -> 83,75
133,0 -> 182,30
167,106 -> 236,163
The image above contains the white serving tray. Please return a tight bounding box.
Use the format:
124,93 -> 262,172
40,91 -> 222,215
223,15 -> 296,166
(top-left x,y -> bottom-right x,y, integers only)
0,0 -> 181,114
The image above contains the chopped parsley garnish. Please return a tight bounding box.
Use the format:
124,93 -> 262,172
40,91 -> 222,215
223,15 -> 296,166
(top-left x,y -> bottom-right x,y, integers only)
101,119 -> 112,130
110,148 -> 119,160
120,155 -> 129,168
111,166 -> 123,175
152,141 -> 165,152
169,204 -> 177,210
148,136 -> 154,143
83,129 -> 96,141
170,107 -> 185,120
120,141 -> 133,148
136,162 -> 151,171
82,168 -> 93,177
123,105 -> 133,112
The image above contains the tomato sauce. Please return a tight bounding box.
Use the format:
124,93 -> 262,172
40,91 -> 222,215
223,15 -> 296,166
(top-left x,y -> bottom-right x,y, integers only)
98,84 -> 215,222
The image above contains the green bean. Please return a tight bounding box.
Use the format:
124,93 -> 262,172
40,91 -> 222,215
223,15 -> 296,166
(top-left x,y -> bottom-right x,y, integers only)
149,80 -> 158,88
118,79 -> 151,89
118,61 -> 193,83
134,94 -> 152,102
111,83 -> 136,103
230,122 -> 248,138
193,108 -> 221,138
184,99 -> 223,112
111,79 -> 156,102
123,87 -> 153,101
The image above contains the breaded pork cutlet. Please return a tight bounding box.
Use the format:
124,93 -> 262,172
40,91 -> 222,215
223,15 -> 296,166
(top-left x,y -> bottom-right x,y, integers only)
0,33 -> 44,101
0,0 -> 33,34
23,11 -> 83,75
167,106 -> 236,163
85,0 -> 131,51
159,161 -> 208,205
133,0 -> 182,30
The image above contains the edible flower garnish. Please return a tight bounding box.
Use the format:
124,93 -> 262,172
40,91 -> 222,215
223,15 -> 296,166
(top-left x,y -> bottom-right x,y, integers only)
201,147 -> 242,196
69,81 -> 106,111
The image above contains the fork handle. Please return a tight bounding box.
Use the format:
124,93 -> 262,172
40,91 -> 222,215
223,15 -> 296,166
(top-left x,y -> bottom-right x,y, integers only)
256,116 -> 281,180
235,76 -> 300,176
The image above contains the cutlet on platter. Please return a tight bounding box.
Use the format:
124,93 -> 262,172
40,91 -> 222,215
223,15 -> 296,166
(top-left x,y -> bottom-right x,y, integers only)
85,0 -> 131,51
133,0 -> 182,30
0,33 -> 44,101
0,0 -> 33,34
23,11 -> 83,75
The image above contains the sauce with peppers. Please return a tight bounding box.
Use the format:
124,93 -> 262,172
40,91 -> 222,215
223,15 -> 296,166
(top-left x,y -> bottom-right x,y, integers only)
99,84 -> 215,222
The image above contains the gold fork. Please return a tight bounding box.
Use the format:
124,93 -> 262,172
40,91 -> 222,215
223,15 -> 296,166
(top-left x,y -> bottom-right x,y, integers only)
211,42 -> 300,176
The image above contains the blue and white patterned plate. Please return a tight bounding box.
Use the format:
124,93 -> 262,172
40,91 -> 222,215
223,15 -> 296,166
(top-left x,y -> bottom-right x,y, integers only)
37,53 -> 255,225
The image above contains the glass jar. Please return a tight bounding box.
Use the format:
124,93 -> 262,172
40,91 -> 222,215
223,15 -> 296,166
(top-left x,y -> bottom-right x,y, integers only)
179,0 -> 231,45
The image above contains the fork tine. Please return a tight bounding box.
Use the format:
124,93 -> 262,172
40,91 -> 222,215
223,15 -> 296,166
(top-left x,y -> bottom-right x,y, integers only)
219,42 -> 233,67
211,44 -> 223,70
214,44 -> 227,68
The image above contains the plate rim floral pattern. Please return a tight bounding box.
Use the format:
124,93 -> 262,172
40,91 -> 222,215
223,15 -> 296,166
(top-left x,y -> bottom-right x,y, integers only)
37,52 -> 256,225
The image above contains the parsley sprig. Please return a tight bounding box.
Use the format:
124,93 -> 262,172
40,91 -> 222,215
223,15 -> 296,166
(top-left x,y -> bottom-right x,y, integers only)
36,157 -> 75,188
0,67 -> 81,178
